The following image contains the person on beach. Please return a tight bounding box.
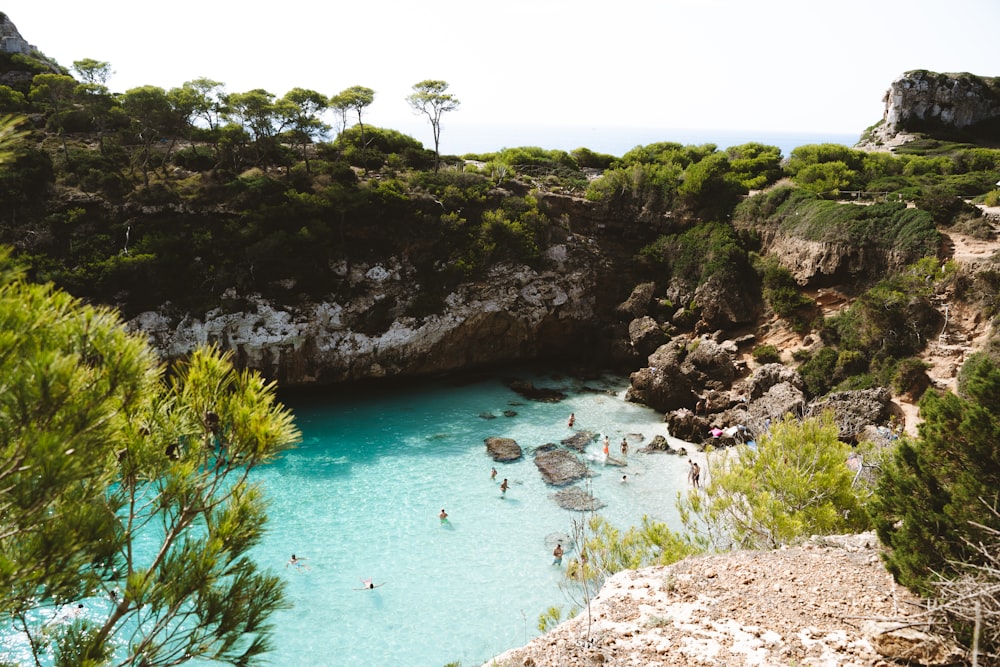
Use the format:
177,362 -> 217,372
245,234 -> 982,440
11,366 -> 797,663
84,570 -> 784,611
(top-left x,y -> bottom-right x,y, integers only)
500,478 -> 509,495
688,461 -> 701,488
490,466 -> 497,480
620,437 -> 628,456
602,436 -> 610,459
552,543 -> 564,565
567,413 -> 575,428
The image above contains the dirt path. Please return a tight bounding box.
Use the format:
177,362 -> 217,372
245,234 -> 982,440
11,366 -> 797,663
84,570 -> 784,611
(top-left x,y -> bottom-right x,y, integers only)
896,205 -> 1000,434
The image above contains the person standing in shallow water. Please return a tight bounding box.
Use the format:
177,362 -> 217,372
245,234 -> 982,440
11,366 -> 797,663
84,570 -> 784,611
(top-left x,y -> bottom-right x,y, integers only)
552,543 -> 563,565
567,413 -> 575,428
688,460 -> 701,488
500,478 -> 509,496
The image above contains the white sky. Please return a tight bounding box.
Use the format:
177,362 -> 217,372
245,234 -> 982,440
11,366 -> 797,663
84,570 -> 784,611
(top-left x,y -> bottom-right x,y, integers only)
5,0 -> 999,154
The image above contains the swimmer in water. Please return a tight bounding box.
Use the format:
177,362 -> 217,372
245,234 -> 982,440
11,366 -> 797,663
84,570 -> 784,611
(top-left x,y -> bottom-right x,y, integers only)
439,508 -> 449,522
357,578 -> 383,590
286,554 -> 309,570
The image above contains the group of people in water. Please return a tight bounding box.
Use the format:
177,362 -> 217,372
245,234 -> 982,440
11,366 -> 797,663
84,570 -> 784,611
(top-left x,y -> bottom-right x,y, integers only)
287,410 -> 703,590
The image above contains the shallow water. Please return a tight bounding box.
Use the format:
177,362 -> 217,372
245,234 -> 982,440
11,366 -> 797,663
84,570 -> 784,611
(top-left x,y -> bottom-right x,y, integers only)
2,369 -> 695,667
259,370 -> 692,667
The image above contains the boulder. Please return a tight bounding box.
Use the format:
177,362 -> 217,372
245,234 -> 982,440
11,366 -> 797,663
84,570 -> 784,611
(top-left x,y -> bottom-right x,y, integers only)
560,431 -> 596,452
744,381 -> 807,429
628,316 -> 667,358
627,363 -> 696,413
551,486 -> 605,511
739,363 -> 805,400
665,409 -> 707,444
534,448 -> 589,486
863,621 -> 965,666
637,434 -> 683,454
693,274 -> 761,331
808,388 -> 893,443
485,437 -> 522,462
684,336 -> 739,387
615,282 -> 656,319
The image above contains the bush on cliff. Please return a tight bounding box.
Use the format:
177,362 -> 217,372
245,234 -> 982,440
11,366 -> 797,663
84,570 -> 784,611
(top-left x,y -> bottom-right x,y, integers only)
639,220 -> 754,288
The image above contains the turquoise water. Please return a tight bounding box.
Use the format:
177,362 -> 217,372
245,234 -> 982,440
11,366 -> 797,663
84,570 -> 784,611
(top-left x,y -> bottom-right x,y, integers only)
258,370 -> 692,667
2,369 -> 694,667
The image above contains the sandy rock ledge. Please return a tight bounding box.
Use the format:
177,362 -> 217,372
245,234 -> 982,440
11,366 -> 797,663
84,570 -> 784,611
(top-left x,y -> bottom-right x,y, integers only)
483,533 -> 929,667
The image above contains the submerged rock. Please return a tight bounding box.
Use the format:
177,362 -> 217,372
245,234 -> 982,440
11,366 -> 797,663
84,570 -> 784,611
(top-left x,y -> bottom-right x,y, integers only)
551,486 -> 605,511
485,436 -> 522,462
534,449 -> 589,486
560,431 -> 596,452
507,380 -> 567,402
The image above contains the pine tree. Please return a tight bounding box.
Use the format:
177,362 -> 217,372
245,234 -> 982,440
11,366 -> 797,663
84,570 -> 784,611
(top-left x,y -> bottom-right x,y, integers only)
678,412 -> 870,551
872,353 -> 1000,595
0,249 -> 301,666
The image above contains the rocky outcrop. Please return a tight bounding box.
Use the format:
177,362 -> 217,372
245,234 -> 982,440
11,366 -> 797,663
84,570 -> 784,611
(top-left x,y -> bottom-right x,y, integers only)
625,335 -> 741,413
0,14 -> 59,87
739,363 -> 805,400
747,230 -> 922,286
627,316 -> 666,357
130,248 -> 606,386
866,70 -> 1000,148
0,14 -> 33,55
808,388 -> 894,443
485,437 -> 522,462
560,431 -> 596,452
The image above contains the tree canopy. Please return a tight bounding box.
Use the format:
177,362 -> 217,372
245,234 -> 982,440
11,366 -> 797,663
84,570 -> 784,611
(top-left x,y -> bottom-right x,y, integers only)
872,353 -> 1000,595
406,79 -> 459,171
0,247 -> 301,666
678,413 -> 870,551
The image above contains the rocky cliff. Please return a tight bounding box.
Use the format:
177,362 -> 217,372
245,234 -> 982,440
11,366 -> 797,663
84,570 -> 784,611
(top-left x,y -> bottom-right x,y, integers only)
130,240 -> 620,385
864,69 -> 1000,148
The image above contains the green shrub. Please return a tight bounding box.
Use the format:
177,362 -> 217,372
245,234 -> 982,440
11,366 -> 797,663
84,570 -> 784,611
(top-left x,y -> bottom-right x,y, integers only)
751,344 -> 781,364
798,346 -> 838,397
872,355 -> 1000,597
678,413 -> 870,551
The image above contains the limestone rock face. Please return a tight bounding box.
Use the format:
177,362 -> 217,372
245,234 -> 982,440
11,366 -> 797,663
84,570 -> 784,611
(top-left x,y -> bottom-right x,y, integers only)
751,231 -> 918,286
129,252 -> 602,386
883,70 -> 1000,133
864,70 -> 1000,148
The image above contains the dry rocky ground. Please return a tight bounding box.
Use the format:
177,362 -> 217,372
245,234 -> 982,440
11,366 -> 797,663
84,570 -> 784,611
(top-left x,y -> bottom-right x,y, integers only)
482,534 -> 963,667
481,209 -> 1000,667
